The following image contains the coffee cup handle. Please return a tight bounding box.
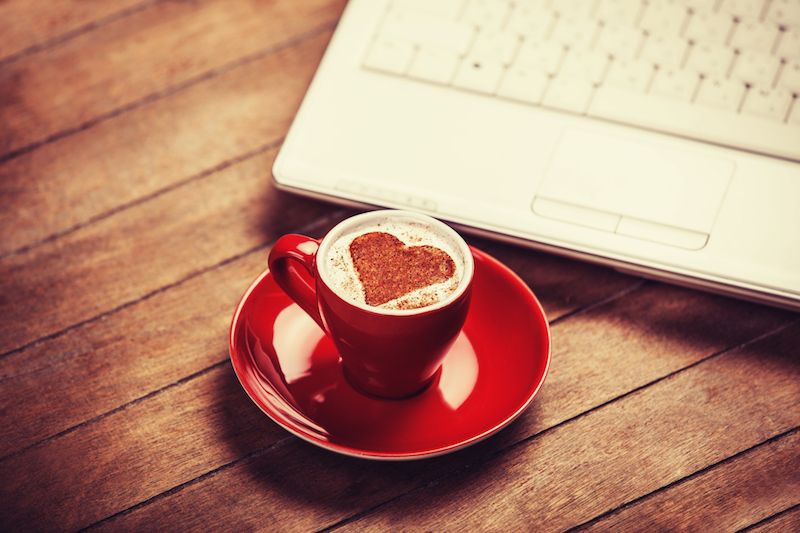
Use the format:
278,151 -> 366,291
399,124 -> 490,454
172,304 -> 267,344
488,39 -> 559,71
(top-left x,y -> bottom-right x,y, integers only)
268,234 -> 325,329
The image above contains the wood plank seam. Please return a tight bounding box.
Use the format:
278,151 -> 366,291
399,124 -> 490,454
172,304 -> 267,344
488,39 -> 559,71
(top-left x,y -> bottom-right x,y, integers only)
80,317 -> 800,532
566,426 -> 800,532
316,317 -> 800,533
738,503 -> 800,533
0,209 -> 348,361
0,137 -> 286,262
0,0 -> 162,67
548,279 -> 649,326
82,437 -> 297,532
0,360 -> 228,463
0,20 -> 337,164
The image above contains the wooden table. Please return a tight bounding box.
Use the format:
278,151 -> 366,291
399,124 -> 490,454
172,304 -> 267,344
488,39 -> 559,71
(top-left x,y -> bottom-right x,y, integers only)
1,1 -> 798,531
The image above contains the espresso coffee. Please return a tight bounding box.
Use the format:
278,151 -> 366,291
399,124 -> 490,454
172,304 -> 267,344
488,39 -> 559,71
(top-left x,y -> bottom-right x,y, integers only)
320,217 -> 467,311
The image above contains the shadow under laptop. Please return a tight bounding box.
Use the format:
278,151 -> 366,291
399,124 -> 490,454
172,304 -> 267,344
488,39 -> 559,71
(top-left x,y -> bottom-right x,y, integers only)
465,230 -> 796,352
253,183 -> 359,246
462,233 -> 641,321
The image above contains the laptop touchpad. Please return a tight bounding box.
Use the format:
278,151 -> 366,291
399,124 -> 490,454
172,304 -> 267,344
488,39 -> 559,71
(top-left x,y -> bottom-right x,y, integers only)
534,129 -> 734,243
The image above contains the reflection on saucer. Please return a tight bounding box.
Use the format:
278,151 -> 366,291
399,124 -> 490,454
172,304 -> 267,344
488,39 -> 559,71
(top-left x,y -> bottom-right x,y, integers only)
273,305 -> 323,384
438,333 -> 479,410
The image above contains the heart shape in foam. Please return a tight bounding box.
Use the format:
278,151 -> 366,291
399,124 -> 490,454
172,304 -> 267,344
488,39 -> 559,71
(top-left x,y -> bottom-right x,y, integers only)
349,232 -> 456,308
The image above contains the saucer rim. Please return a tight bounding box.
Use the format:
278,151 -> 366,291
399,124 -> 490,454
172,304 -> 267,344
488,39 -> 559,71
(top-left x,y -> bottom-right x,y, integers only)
229,246 -> 551,461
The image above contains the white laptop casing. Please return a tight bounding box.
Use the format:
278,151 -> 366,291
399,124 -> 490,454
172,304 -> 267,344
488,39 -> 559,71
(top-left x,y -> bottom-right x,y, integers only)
274,0 -> 800,310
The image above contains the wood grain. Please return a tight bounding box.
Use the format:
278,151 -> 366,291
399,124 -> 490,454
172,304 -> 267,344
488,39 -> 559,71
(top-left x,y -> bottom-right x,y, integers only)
578,429 -> 800,532
93,320 -> 800,532
746,506 -> 800,533
1,283 -> 785,531
0,214 -> 348,459
0,0 -> 345,157
0,364 -> 289,531
0,145 -> 338,355
333,322 -> 800,533
0,18 -> 336,258
0,0 -> 152,61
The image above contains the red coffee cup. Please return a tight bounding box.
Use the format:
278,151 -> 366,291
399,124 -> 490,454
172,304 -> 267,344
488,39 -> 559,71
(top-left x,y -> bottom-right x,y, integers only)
267,210 -> 474,399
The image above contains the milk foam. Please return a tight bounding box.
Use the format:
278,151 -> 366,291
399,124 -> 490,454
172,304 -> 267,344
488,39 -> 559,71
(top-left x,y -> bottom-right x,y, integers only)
321,218 -> 466,311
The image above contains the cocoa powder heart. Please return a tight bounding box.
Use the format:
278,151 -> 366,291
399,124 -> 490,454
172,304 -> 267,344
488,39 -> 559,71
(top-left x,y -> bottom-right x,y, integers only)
349,231 -> 456,307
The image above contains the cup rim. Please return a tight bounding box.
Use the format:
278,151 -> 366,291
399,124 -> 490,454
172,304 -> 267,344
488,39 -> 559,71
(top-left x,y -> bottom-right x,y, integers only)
315,210 -> 475,316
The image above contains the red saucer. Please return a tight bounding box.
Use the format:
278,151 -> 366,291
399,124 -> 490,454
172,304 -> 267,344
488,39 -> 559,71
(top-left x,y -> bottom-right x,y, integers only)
229,247 -> 551,460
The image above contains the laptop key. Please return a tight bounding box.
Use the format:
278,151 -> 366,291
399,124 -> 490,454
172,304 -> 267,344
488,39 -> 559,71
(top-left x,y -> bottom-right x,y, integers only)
788,99 -> 800,125
777,28 -> 800,59
595,0 -> 644,27
542,76 -> 594,113
604,59 -> 655,92
550,16 -> 600,51
364,37 -> 414,75
452,57 -> 505,94
596,25 -> 644,61
741,86 -> 793,121
506,5 -> 554,38
731,51 -> 781,85
469,30 -> 521,65
684,11 -> 735,45
382,9 -> 474,54
650,67 -> 700,101
684,42 -> 735,77
552,0 -> 597,19
558,50 -> 609,83
409,46 -> 461,84
461,0 -> 512,32
730,19 -> 779,54
778,59 -> 800,92
496,66 -> 549,104
695,77 -> 746,111
767,0 -> 800,27
718,0 -> 767,20
640,35 -> 690,67
515,41 -> 564,75
640,1 -> 690,37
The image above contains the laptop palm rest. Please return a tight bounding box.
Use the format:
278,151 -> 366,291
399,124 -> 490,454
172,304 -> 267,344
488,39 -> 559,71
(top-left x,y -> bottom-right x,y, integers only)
532,129 -> 735,250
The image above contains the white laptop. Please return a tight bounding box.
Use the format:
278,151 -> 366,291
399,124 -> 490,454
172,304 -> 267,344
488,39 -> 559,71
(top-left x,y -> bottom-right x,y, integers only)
273,0 -> 800,311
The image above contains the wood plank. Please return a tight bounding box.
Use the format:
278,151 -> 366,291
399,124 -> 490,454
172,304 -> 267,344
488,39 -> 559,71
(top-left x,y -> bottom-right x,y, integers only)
0,0 -> 345,157
0,0 -> 151,61
92,319 -> 800,532
746,506 -> 800,533
578,430 -> 800,532
1,283 -> 792,531
0,8 -> 339,257
0,31 -> 336,355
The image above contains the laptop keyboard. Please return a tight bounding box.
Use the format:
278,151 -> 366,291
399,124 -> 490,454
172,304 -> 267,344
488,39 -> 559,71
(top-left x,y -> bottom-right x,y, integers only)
362,0 -> 800,161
